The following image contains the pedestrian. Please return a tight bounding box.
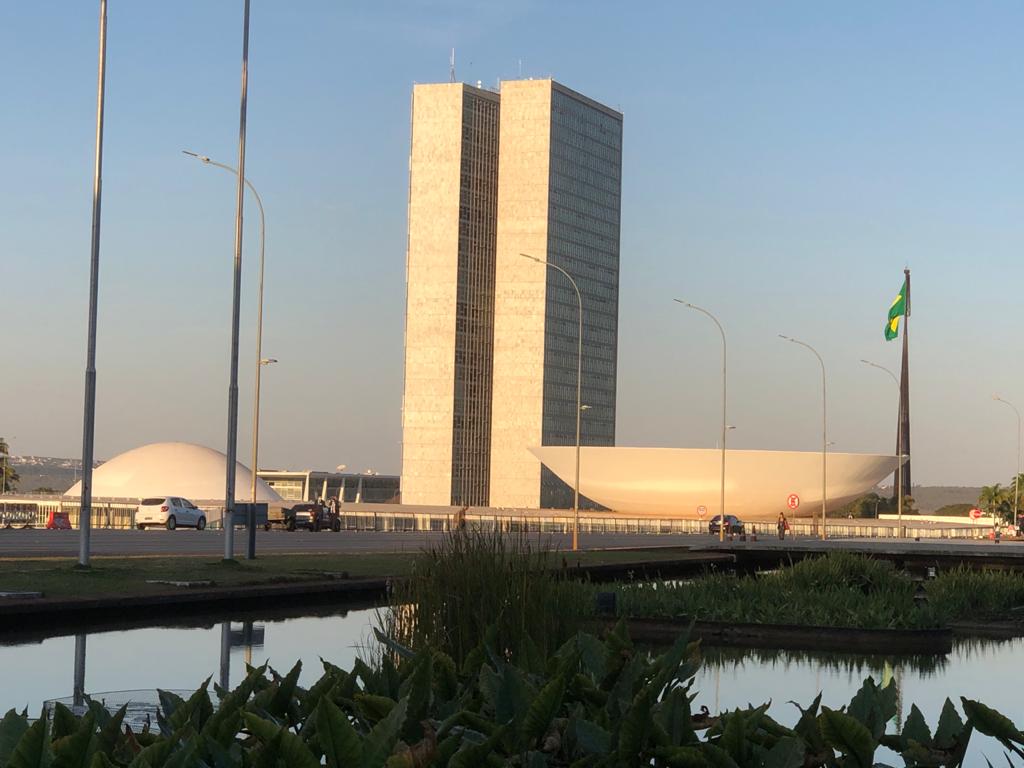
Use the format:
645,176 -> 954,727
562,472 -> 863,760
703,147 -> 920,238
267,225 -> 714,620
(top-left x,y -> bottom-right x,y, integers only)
777,512 -> 787,541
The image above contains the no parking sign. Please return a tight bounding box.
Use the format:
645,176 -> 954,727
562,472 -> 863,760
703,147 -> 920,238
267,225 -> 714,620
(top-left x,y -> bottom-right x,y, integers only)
787,494 -> 800,510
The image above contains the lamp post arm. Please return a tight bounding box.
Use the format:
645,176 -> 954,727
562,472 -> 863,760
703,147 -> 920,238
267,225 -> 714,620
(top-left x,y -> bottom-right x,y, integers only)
520,253 -> 583,550
677,300 -> 727,541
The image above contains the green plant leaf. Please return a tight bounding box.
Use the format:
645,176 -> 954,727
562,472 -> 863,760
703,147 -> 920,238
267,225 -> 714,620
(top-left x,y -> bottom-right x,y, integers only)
0,709 -> 30,766
316,697 -> 363,768
50,704 -> 77,742
790,693 -> 824,752
819,707 -> 876,768
168,679 -> 212,734
521,675 -> 566,748
243,712 -> 320,768
201,662 -> 266,747
570,717 -> 610,756
90,703 -> 127,761
160,739 -> 199,768
934,699 -> 966,750
494,663 -> 529,728
355,694 -> 397,725
156,691 -> 185,737
700,742 -> 741,768
7,716 -> 51,768
617,687 -> 653,762
373,627 -> 416,661
397,650 -> 432,737
902,704 -> 932,749
259,661 -> 302,722
762,736 -> 805,768
962,698 -> 1024,753
846,677 -> 897,741
447,724 -> 507,768
52,711 -> 95,768
363,697 -> 408,768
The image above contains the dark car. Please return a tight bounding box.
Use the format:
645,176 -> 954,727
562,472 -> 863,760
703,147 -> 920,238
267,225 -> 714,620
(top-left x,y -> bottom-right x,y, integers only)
285,503 -> 342,532
708,514 -> 744,535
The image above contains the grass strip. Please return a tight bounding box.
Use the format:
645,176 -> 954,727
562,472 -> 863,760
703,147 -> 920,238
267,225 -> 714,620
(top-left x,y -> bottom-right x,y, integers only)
0,546 -> 704,601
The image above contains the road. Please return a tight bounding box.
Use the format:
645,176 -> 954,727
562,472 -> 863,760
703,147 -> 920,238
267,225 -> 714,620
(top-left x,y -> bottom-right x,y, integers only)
0,529 -> 711,558
2,527 -> 1023,560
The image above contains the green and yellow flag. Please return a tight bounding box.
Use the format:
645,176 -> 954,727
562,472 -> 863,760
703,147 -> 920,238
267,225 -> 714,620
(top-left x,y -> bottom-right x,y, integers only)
885,278 -> 907,340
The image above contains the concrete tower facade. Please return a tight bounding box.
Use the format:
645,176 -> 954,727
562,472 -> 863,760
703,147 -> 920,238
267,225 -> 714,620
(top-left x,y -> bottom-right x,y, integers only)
401,83 -> 500,507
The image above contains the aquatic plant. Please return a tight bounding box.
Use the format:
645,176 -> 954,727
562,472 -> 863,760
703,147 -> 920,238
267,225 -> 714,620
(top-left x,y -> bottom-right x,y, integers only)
614,552 -> 941,629
378,528 -> 592,665
0,623 -> 1019,767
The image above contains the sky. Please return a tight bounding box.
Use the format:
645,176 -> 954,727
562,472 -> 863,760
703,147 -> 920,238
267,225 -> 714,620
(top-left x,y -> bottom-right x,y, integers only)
2,1 -> 1024,486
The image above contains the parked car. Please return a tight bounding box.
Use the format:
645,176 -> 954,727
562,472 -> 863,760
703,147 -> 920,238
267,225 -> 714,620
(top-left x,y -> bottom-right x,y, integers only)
136,497 -> 207,530
284,503 -> 341,532
708,514 -> 744,535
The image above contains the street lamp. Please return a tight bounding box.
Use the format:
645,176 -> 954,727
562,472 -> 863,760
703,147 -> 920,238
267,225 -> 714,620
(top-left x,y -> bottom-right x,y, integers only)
0,436 -> 12,495
675,300 -> 727,543
520,253 -> 584,551
993,395 -> 1021,531
183,149 -> 265,558
79,0 -> 109,568
780,335 -> 827,540
861,359 -> 904,532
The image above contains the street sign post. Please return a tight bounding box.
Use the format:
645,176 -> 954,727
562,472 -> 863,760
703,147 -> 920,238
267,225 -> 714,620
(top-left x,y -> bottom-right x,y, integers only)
787,494 -> 800,510
969,507 -> 982,521
697,505 -> 707,518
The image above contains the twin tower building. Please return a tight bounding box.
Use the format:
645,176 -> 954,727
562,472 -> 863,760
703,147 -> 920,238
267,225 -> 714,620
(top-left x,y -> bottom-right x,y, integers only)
401,78 -> 623,509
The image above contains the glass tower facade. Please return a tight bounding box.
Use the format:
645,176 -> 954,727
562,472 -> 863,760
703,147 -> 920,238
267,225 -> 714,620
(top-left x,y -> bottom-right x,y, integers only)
539,87 -> 622,507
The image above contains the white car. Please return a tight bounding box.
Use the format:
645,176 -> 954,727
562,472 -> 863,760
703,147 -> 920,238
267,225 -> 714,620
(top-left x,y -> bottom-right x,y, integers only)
136,497 -> 207,530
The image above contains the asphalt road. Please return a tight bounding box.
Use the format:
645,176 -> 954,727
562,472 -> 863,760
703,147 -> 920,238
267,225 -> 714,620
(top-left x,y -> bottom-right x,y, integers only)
0,529 -> 707,558
2,528 -> 1022,560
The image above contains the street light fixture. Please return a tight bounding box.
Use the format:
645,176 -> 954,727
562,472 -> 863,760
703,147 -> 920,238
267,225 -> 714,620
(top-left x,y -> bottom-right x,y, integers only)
780,334 -> 827,540
861,359 -> 904,532
183,148 -> 266,559
993,394 -> 1021,531
520,252 -> 584,551
675,299 -> 728,543
0,436 -> 13,495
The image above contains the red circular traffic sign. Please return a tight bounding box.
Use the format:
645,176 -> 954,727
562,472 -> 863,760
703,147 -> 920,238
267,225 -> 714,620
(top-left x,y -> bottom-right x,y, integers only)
697,505 -> 707,518
787,494 -> 800,510
969,507 -> 982,520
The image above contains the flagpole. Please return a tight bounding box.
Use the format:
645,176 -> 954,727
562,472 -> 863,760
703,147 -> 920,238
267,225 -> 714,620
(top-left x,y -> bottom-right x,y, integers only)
898,268 -> 911,536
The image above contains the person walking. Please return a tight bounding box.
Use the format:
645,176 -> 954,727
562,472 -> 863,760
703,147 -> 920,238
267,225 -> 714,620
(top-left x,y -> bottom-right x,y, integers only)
777,512 -> 788,541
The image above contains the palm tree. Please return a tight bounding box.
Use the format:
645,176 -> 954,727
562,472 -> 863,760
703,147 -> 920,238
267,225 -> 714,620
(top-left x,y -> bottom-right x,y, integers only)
979,484 -> 1011,520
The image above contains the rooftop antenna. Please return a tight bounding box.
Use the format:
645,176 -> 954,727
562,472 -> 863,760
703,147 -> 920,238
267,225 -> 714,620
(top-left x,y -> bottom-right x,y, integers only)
450,48 -> 456,83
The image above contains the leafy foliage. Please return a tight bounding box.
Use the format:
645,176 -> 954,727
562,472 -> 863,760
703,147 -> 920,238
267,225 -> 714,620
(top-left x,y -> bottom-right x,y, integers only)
612,553 -> 1024,628
0,624 -> 1019,767
378,529 -> 592,666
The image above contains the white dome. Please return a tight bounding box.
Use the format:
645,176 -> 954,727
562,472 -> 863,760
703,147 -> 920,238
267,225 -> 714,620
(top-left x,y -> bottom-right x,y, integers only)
64,442 -> 282,503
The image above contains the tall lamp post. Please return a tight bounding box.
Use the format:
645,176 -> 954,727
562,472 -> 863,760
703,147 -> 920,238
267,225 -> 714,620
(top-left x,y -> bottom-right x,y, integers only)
520,253 -> 584,551
79,0 -> 109,568
674,300 -> 727,543
182,151 -> 269,518
861,360 -> 904,534
780,335 -> 827,540
993,395 -> 1021,531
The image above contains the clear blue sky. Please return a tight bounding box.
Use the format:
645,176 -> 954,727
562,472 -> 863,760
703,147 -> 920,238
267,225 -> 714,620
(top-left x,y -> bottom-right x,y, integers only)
3,1 -> 1023,486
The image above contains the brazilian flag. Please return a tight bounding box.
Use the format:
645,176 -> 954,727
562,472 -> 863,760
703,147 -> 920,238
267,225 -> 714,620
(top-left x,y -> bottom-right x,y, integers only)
885,278 -> 907,340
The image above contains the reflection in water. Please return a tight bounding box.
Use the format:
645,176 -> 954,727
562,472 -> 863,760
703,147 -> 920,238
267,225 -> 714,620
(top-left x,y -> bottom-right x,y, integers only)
702,644 -> 950,676
4,609 -> 1023,766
